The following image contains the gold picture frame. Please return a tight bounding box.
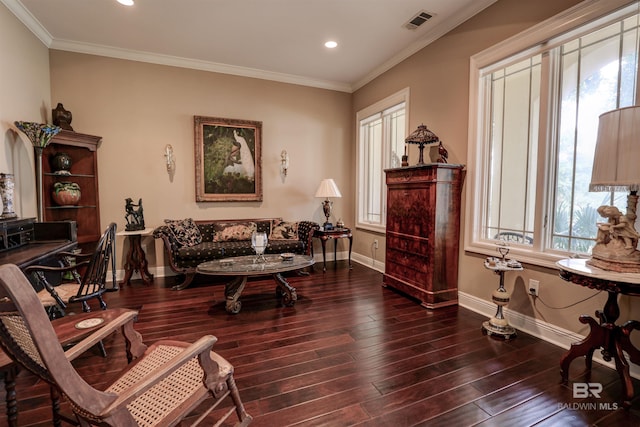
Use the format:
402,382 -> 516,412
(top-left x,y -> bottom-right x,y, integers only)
194,116 -> 262,202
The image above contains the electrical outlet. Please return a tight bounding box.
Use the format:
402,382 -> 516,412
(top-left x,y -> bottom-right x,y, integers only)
528,279 -> 539,296
373,239 -> 379,249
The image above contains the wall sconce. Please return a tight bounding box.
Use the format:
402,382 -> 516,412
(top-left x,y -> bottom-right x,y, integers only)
164,144 -> 175,175
280,149 -> 289,177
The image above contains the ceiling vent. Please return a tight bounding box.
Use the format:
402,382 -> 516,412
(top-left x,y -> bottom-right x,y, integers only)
404,10 -> 433,30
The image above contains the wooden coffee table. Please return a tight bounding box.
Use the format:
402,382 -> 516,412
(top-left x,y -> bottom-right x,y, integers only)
197,254 -> 314,314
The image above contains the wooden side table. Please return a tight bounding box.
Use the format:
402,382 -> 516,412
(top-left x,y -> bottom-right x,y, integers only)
482,255 -> 522,340
117,228 -> 154,286
313,228 -> 353,272
556,258 -> 640,408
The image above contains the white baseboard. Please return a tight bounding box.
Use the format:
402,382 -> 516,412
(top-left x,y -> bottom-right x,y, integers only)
459,291 -> 640,379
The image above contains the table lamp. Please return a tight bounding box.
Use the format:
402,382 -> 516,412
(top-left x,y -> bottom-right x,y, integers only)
588,106 -> 640,273
315,178 -> 342,228
405,124 -> 439,165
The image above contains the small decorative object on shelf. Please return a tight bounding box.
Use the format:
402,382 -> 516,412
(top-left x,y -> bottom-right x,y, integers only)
124,198 -> 145,231
52,182 -> 81,206
0,173 -> 17,219
52,103 -> 74,131
14,121 -> 62,221
336,218 -> 345,229
482,245 -> 522,340
437,141 -> 449,163
51,152 -> 73,175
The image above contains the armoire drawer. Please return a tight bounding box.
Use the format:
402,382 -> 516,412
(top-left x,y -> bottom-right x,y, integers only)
385,260 -> 428,286
386,233 -> 429,257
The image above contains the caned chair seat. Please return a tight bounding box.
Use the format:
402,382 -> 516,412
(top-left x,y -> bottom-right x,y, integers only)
104,344 -> 234,426
36,283 -> 82,307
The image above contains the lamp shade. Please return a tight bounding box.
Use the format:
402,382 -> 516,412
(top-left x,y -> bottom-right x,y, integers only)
405,124 -> 439,165
405,124 -> 439,145
315,179 -> 342,198
590,106 -> 640,192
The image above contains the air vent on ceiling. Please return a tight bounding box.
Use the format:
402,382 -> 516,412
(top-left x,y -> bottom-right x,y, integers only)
404,10 -> 433,30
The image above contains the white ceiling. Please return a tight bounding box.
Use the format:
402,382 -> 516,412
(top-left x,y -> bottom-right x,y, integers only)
4,0 -> 496,92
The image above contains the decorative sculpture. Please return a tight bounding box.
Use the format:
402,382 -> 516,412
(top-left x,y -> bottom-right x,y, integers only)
124,198 -> 145,231
52,103 -> 74,131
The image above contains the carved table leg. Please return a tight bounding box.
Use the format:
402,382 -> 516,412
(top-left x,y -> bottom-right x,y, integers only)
273,273 -> 297,306
120,234 -> 153,286
560,315 -> 604,383
50,386 -> 61,427
320,237 -> 328,272
3,364 -> 19,427
617,320 -> 640,408
225,276 -> 247,314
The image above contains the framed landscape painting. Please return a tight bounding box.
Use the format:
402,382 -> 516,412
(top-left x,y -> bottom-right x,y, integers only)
194,116 -> 262,202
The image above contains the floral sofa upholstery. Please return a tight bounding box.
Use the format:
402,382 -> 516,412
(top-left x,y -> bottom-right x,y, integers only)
153,218 -> 319,290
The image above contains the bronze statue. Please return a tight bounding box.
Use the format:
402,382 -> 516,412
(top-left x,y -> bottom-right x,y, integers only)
125,198 -> 145,231
52,103 -> 74,131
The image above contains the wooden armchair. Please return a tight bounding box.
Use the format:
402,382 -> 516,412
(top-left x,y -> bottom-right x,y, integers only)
0,264 -> 252,426
25,222 -> 117,317
0,308 -> 146,427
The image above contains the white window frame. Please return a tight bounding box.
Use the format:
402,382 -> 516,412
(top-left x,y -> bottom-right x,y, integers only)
356,87 -> 410,233
465,0 -> 638,269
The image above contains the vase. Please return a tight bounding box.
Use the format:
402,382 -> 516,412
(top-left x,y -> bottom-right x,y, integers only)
0,173 -> 17,219
52,182 -> 81,206
51,152 -> 73,175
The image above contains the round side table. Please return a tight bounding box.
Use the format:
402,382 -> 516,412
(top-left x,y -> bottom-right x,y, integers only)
482,255 -> 523,340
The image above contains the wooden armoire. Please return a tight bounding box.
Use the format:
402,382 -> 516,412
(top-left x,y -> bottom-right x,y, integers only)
383,163 -> 465,308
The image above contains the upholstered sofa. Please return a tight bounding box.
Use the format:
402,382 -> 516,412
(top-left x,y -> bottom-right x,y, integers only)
153,218 -> 319,290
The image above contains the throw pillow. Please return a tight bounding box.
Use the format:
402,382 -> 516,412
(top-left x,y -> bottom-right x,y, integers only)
164,218 -> 202,247
213,222 -> 257,242
270,220 -> 299,240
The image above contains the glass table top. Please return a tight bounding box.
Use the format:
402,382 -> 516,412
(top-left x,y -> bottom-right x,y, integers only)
197,254 -> 314,276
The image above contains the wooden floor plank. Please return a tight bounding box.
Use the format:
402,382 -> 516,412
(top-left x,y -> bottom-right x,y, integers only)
1,261 -> 640,426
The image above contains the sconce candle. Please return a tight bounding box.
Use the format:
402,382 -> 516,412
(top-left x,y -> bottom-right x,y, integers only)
281,150 -> 289,176
164,144 -> 175,174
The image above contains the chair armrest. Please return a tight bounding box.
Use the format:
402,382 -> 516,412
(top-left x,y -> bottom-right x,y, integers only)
153,225 -> 184,272
63,311 -> 147,362
24,260 -> 90,275
102,336 -> 218,412
297,221 -> 320,255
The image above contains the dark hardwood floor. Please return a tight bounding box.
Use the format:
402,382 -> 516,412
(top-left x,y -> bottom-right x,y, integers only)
3,261 -> 640,426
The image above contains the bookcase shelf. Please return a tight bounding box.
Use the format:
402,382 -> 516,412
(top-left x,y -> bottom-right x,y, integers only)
43,130 -> 102,244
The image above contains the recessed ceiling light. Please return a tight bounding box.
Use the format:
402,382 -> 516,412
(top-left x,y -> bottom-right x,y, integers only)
117,0 -> 134,6
324,41 -> 338,49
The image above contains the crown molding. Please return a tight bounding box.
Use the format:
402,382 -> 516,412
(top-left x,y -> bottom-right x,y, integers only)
50,39 -> 354,93
1,0 -> 52,46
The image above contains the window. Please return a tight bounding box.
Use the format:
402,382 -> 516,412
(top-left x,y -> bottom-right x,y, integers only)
356,88 -> 409,232
466,0 -> 640,267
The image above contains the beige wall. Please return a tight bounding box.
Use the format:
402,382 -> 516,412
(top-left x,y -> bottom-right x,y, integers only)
0,3 -> 52,218
5,0 -> 640,342
48,51 -> 352,271
351,0 -> 639,337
